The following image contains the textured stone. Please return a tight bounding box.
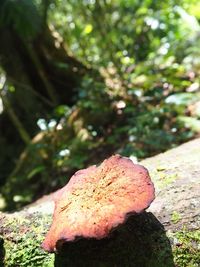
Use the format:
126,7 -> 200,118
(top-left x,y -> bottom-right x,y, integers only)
1,138 -> 200,266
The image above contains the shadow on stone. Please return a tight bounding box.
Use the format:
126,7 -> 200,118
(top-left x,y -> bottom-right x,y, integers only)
54,212 -> 174,267
0,237 -> 5,267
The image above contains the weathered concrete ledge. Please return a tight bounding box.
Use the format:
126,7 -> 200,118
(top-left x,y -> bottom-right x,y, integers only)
0,138 -> 200,266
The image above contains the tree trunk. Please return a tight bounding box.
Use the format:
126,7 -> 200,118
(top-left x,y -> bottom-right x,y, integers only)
0,6 -> 91,185
0,25 -> 88,115
0,0 -> 90,138
0,138 -> 199,266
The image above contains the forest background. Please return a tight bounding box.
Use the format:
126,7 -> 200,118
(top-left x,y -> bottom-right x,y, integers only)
0,0 -> 200,211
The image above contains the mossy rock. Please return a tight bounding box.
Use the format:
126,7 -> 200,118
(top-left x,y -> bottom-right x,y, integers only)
0,212 -> 54,266
0,138 -> 200,266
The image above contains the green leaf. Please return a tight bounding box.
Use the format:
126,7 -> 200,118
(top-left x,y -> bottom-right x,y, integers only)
27,166 -> 46,179
83,24 -> 93,34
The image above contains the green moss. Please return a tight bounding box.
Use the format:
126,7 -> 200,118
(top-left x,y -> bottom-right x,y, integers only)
155,170 -> 178,188
1,211 -> 199,266
171,211 -> 182,224
0,213 -> 54,267
169,229 -> 200,267
156,165 -> 167,171
4,237 -> 54,267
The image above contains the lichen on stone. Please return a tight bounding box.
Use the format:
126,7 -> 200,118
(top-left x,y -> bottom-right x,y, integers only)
0,212 -> 54,267
168,229 -> 200,267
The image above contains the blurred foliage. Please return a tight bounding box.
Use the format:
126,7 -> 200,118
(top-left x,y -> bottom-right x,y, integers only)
0,0 -> 200,210
0,0 -> 41,39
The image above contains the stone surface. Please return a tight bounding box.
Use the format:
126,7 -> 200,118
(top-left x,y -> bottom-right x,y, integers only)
0,138 -> 200,266
144,138 -> 200,231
